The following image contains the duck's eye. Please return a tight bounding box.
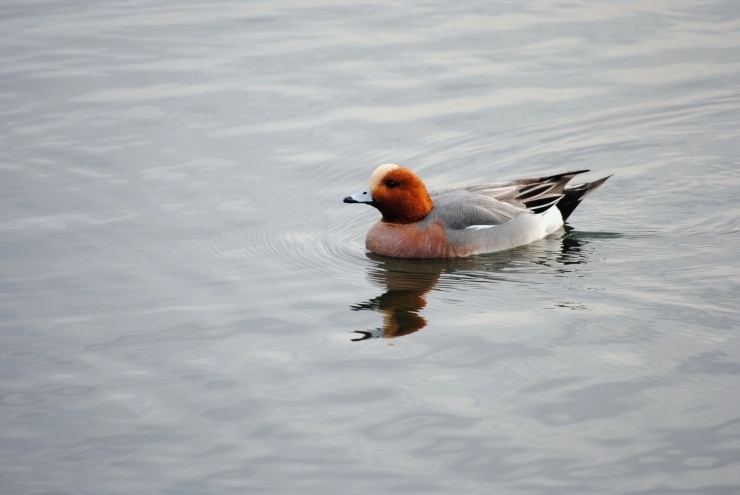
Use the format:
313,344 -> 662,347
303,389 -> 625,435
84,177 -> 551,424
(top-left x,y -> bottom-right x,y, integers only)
385,179 -> 400,188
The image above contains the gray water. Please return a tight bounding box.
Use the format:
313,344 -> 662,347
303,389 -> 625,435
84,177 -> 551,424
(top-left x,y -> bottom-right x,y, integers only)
2,1 -> 740,494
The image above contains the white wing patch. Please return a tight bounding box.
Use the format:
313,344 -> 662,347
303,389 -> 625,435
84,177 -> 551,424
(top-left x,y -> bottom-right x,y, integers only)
465,225 -> 497,230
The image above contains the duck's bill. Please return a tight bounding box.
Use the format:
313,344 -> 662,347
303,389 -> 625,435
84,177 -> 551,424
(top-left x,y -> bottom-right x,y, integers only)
343,188 -> 373,204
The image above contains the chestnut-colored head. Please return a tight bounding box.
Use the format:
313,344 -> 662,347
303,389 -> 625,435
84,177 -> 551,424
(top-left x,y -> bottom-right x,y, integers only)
343,164 -> 434,223
363,164 -> 434,224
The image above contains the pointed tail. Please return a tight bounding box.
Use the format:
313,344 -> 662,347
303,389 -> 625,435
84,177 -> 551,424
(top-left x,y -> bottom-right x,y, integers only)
556,175 -> 612,221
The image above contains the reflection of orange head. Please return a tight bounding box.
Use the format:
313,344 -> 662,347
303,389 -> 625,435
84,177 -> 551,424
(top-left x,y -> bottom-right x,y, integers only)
352,265 -> 440,339
368,164 -> 433,224
381,309 -> 427,338
378,289 -> 428,338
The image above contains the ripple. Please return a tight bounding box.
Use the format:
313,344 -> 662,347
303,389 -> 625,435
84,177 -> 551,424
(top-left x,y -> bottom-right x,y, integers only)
228,219 -> 369,289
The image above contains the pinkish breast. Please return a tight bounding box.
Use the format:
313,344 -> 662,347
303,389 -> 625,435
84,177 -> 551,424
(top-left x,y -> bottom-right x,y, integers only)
365,221 -> 472,258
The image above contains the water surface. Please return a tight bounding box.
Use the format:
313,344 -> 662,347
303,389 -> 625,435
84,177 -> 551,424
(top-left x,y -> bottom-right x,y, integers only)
1,1 -> 739,494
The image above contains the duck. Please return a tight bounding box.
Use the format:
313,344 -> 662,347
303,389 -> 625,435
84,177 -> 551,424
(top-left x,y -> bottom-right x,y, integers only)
344,163 -> 610,258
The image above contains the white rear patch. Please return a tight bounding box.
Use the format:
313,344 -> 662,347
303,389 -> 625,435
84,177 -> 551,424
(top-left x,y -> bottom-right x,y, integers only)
465,225 -> 496,230
542,207 -> 564,234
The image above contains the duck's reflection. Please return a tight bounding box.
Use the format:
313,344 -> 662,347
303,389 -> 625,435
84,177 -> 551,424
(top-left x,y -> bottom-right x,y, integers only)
350,259 -> 440,340
350,228 -> 617,341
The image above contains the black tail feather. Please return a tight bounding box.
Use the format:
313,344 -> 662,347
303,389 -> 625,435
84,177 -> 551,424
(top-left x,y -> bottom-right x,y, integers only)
556,175 -> 611,221
524,194 -> 564,214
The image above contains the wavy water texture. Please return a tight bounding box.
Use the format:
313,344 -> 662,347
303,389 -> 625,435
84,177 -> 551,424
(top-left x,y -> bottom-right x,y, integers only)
0,1 -> 739,495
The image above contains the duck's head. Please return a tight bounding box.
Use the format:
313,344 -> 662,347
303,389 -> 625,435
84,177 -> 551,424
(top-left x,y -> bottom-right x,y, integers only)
344,164 -> 434,224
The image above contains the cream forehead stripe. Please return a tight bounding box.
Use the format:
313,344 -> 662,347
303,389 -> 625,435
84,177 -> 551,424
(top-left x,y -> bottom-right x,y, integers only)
368,163 -> 401,190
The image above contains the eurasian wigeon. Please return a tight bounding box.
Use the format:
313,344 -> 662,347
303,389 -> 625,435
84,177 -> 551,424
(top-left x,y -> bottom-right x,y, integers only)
344,164 -> 610,258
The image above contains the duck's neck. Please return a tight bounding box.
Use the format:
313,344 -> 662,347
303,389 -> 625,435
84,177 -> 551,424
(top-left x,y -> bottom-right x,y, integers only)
378,193 -> 433,224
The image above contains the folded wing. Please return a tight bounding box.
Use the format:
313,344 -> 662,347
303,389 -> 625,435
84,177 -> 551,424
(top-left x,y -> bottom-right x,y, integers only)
430,170 -> 602,230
